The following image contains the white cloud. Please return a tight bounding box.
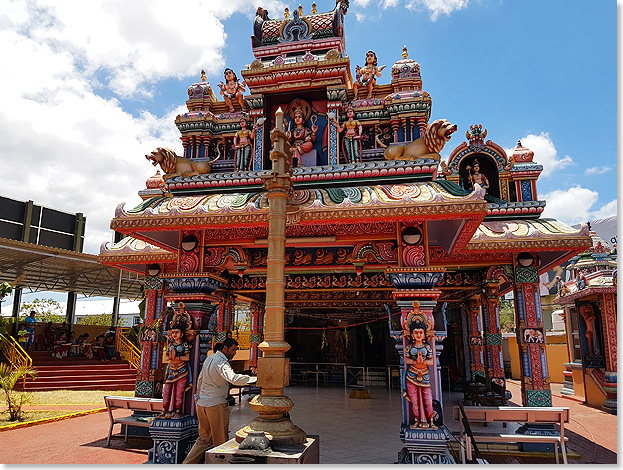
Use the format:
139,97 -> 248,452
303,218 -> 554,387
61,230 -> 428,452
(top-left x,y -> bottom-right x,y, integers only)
0,0 -> 265,255
504,132 -> 573,178
540,186 -> 616,225
353,0 -> 373,8
588,199 -> 618,221
585,165 -> 612,176
355,13 -> 367,21
382,0 -> 400,8
405,0 -> 469,21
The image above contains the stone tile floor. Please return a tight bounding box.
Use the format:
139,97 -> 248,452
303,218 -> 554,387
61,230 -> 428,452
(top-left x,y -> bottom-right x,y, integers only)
0,380 -> 615,464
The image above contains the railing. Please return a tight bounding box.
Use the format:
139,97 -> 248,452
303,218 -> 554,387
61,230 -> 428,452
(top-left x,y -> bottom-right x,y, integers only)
116,327 -> 141,369
0,333 -> 32,387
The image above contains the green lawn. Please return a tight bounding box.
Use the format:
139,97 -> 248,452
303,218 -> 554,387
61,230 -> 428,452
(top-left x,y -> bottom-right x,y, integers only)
0,389 -> 136,427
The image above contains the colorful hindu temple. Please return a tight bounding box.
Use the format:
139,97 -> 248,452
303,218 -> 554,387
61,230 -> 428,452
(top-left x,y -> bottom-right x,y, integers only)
99,1 -> 593,463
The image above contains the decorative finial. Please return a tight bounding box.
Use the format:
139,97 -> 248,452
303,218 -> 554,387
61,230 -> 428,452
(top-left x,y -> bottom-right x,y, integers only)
298,4 -> 304,16
311,2 -> 317,14
284,7 -> 289,18
402,45 -> 408,59
201,69 -> 206,82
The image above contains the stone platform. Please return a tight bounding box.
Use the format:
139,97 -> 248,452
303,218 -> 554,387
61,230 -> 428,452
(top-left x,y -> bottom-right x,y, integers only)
205,436 -> 319,464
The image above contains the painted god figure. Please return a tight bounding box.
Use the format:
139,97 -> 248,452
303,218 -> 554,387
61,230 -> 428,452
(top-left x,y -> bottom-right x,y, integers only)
466,159 -> 489,193
331,105 -> 362,163
287,105 -> 318,167
234,118 -> 257,171
403,309 -> 436,430
353,51 -> 385,100
157,321 -> 191,419
218,68 -> 246,112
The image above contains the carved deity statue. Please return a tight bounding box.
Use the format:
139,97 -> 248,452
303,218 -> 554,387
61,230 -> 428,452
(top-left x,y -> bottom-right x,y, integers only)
579,303 -> 598,356
466,159 -> 489,193
403,305 -> 437,430
353,51 -> 386,100
286,104 -> 318,167
234,117 -> 257,171
331,105 -> 362,163
157,320 -> 191,419
218,68 -> 246,112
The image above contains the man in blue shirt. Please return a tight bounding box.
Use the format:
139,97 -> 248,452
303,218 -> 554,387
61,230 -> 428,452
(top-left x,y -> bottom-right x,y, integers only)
24,311 -> 36,351
182,338 -> 256,464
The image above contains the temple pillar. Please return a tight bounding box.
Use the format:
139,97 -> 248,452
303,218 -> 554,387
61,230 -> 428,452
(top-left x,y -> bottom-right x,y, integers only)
254,118 -> 264,170
391,120 -> 400,143
181,136 -> 189,159
466,296 -> 486,381
136,285 -> 166,398
600,292 -> 617,413
235,107 -> 306,446
147,275 -> 224,464
512,253 -> 551,406
386,268 -> 454,465
482,282 -> 504,380
249,302 -> 263,369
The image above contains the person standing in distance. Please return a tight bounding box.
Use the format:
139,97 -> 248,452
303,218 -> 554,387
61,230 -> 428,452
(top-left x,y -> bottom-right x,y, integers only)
182,338 -> 257,464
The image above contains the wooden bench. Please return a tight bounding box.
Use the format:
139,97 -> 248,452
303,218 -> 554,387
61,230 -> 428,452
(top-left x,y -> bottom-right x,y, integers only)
453,405 -> 569,464
104,396 -> 163,446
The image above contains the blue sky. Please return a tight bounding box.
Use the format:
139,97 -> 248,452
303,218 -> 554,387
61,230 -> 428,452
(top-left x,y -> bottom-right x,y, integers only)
0,0 -> 617,313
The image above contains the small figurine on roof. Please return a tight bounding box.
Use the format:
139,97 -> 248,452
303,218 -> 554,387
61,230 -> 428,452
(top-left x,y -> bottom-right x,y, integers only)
353,51 -> 386,100
234,117 -> 258,171
218,68 -> 246,112
466,159 -> 489,193
330,105 -> 362,163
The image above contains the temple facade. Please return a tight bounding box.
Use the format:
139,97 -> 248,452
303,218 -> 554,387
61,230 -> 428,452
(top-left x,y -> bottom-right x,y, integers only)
99,2 -> 593,463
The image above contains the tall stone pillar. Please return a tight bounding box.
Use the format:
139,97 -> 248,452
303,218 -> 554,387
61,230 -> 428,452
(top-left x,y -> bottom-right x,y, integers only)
236,107 -> 306,446
482,283 -> 504,380
386,268 -> 454,465
512,253 -> 551,406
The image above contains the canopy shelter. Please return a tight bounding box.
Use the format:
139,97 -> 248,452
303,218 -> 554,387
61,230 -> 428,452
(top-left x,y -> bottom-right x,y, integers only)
0,236 -> 146,301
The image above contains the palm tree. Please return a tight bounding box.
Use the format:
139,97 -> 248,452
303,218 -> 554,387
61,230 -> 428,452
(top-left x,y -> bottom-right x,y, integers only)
0,363 -> 37,421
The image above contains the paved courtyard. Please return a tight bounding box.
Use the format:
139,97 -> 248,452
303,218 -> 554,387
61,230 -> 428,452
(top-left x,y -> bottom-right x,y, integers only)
0,380 -> 616,464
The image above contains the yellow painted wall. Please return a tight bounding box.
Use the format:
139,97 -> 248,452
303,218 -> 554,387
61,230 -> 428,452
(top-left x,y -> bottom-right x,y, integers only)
504,334 -> 569,383
585,373 -> 604,408
545,344 -> 567,383
507,336 -> 522,380
571,368 -> 585,400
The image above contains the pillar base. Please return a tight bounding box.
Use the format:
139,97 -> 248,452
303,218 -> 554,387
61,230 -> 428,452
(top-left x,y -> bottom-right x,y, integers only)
149,415 -> 198,464
235,394 -> 306,446
398,426 -> 455,464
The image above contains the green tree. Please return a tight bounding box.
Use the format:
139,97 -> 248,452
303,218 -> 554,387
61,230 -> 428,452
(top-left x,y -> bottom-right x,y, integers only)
0,362 -> 37,421
19,298 -> 65,324
499,299 -> 516,333
77,314 -> 127,326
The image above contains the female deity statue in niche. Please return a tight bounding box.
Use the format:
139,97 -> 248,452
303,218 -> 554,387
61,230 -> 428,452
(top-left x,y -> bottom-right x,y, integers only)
234,117 -> 257,171
466,159 -> 489,193
157,320 -> 191,419
286,104 -> 318,167
331,105 -> 363,163
218,68 -> 246,112
353,51 -> 385,100
403,304 -> 437,430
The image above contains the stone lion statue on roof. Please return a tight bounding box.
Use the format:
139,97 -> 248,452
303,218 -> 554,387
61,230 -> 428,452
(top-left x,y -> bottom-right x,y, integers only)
146,146 -> 220,180
381,119 -> 457,161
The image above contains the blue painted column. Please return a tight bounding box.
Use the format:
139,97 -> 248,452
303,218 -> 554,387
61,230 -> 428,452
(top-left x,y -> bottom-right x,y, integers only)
386,268 -> 454,464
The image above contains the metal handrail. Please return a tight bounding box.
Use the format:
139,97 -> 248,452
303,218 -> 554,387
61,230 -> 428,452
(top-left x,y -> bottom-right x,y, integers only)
116,327 -> 141,369
0,333 -> 32,387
